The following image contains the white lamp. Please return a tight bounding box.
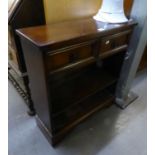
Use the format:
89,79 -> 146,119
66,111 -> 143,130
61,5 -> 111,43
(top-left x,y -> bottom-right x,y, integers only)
94,0 -> 128,23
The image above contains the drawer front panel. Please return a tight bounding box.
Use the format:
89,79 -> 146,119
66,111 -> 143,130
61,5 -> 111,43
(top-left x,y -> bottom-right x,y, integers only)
46,44 -> 93,71
101,31 -> 131,53
115,34 -> 129,47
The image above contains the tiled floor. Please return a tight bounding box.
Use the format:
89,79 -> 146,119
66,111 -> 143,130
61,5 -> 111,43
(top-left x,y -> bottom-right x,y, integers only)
8,71 -> 147,155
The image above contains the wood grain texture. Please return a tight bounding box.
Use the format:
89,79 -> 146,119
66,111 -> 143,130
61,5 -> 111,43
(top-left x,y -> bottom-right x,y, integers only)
8,0 -> 46,114
17,18 -> 137,146
17,18 -> 136,50
43,0 -> 133,24
9,0 -> 46,73
46,43 -> 93,71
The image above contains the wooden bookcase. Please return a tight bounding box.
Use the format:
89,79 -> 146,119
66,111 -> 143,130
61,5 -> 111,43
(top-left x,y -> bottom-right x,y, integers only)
17,18 -> 137,146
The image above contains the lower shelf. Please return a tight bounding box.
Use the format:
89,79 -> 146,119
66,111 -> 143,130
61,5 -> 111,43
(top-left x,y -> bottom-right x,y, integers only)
36,88 -> 114,146
52,89 -> 114,133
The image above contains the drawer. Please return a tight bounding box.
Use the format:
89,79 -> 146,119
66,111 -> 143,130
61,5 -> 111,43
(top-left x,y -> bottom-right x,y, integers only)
46,43 -> 93,71
100,31 -> 131,53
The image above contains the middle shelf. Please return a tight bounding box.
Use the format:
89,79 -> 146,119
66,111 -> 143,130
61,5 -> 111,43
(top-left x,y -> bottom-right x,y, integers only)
49,62 -> 117,114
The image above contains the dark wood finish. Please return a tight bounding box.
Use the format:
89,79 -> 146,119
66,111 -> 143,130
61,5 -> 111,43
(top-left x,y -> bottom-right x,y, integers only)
8,0 -> 134,115
17,18 -> 137,146
46,42 -> 93,71
50,66 -> 117,115
138,45 -> 147,71
9,0 -> 45,73
100,30 -> 131,53
8,0 -> 46,114
17,18 -> 136,49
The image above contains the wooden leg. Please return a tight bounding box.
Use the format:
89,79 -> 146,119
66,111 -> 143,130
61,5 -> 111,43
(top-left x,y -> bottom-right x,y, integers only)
23,76 -> 36,116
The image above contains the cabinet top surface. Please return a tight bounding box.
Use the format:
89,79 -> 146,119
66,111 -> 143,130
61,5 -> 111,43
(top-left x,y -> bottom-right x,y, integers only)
16,18 -> 136,48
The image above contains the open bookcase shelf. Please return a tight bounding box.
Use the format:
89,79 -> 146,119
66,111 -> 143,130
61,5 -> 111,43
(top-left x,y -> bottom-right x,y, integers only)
52,88 -> 114,134
49,60 -> 119,133
50,62 -> 117,113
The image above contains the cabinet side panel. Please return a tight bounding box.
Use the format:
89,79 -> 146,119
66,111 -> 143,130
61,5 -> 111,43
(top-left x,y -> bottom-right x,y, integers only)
20,38 -> 52,132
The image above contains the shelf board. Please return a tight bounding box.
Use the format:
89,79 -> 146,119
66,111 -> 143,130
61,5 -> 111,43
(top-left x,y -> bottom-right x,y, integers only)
50,65 -> 117,114
52,89 -> 114,134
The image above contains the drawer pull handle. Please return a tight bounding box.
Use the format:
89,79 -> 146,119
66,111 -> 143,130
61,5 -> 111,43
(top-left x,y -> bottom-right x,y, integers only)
105,40 -> 110,45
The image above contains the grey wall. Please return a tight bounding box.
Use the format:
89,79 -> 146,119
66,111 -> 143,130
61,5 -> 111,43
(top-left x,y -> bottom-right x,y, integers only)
115,0 -> 147,108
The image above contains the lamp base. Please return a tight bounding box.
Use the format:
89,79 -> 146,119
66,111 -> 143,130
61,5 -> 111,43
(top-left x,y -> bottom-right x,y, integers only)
94,10 -> 128,24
